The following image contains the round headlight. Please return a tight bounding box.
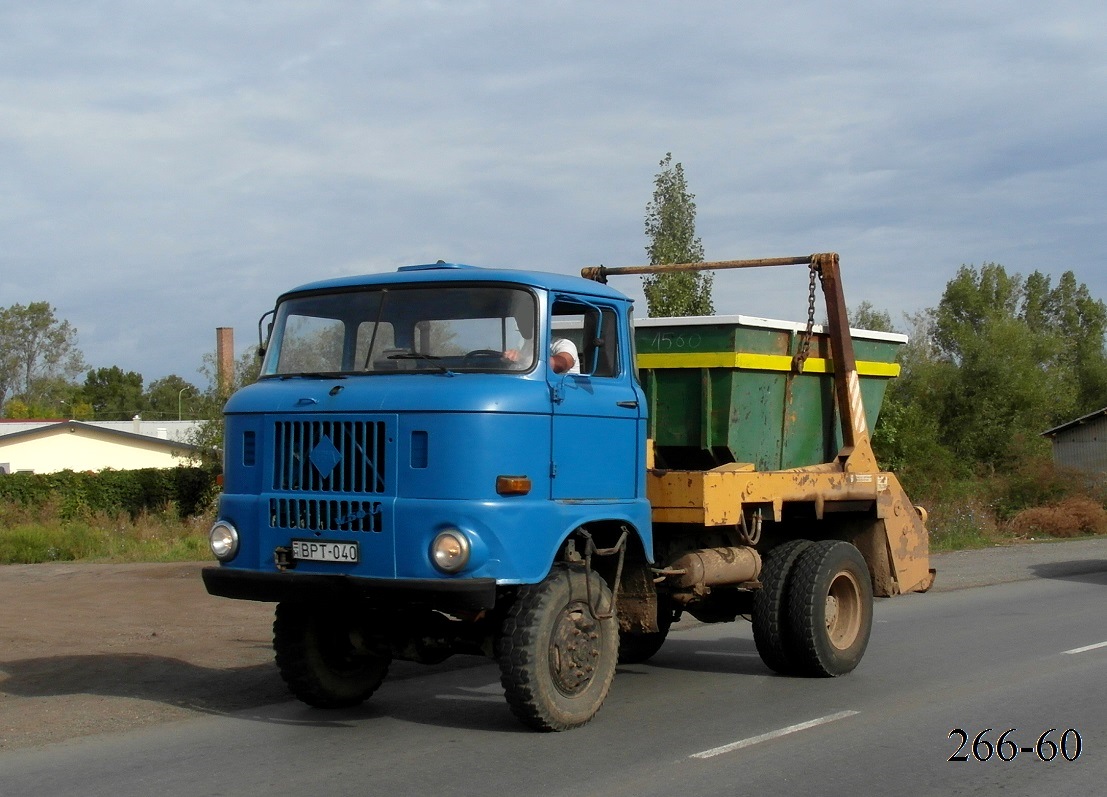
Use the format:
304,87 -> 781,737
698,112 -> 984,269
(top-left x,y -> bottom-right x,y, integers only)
209,521 -> 239,562
431,529 -> 471,574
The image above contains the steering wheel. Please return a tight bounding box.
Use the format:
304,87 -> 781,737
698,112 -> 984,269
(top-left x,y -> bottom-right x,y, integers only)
463,349 -> 508,362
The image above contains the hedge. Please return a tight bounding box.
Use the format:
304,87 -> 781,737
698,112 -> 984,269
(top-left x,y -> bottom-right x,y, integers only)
0,467 -> 221,519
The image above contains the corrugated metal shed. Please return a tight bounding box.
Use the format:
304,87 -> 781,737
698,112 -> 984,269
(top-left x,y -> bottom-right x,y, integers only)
1042,407 -> 1107,474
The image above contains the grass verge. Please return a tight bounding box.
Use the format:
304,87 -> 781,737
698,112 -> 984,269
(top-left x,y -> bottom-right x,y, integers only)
0,500 -> 213,564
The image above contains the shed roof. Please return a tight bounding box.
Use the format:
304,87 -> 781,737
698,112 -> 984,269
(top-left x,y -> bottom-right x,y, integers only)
1041,407 -> 1107,438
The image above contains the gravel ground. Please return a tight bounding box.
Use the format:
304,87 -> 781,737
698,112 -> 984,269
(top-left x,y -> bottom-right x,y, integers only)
928,537 -> 1107,592
1,537 -> 1105,751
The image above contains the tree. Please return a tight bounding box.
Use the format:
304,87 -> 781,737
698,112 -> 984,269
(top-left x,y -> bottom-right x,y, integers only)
889,263 -> 1107,473
851,301 -> 895,333
145,375 -> 202,421
641,153 -> 713,317
854,306 -> 963,491
1031,270 -> 1107,411
78,366 -> 145,421
2,376 -> 91,419
0,302 -> 85,408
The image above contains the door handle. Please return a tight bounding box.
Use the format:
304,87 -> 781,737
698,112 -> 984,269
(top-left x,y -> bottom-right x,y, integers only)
616,400 -> 639,409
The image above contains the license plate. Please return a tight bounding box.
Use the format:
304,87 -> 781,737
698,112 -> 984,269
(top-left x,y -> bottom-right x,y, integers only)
291,539 -> 359,563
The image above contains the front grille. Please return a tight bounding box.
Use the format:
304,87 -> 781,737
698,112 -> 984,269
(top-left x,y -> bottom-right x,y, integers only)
273,420 -> 387,494
269,498 -> 383,533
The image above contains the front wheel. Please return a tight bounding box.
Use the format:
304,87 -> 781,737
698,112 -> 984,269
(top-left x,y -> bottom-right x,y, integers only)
786,540 -> 873,677
273,602 -> 391,708
497,567 -> 618,731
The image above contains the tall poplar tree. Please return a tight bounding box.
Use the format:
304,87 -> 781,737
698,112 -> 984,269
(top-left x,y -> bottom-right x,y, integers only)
642,153 -> 713,317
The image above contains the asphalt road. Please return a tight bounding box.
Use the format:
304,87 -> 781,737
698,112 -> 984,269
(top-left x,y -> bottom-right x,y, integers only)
4,540 -> 1106,797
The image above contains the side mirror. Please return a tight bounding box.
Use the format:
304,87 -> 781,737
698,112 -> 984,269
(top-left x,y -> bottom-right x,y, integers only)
257,311 -> 275,358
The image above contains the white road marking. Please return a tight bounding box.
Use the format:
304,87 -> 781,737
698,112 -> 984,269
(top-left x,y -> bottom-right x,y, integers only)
457,683 -> 504,694
689,710 -> 860,759
437,683 -> 503,702
1063,640 -> 1107,655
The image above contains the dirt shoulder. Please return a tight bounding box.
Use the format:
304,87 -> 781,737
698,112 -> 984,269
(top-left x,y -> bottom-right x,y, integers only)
2,538 -> 1106,752
0,562 -> 285,751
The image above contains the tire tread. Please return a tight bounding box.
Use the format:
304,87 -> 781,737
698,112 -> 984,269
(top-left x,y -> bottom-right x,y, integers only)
752,539 -> 811,674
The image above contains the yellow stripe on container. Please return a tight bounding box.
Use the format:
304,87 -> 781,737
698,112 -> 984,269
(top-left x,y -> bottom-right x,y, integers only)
636,352 -> 900,378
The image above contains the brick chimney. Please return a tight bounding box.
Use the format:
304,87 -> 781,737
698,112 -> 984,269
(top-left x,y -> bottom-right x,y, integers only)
216,327 -> 234,398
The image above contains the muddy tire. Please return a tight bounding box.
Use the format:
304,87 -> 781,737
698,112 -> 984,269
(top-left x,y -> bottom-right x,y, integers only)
752,539 -> 811,674
617,597 -> 674,664
273,602 -> 391,708
497,567 -> 618,731
786,540 -> 873,677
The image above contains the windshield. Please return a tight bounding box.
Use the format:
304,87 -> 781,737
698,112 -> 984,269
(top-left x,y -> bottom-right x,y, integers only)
260,285 -> 538,376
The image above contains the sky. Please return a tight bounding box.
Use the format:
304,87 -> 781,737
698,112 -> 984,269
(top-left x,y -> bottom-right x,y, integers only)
2,1 -> 1106,389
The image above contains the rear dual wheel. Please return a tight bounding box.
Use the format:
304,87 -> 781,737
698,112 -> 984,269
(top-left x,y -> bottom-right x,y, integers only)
752,540 -> 873,677
788,540 -> 873,676
752,539 -> 811,674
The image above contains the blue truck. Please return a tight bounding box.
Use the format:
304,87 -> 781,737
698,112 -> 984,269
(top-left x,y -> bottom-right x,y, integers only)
202,254 -> 932,731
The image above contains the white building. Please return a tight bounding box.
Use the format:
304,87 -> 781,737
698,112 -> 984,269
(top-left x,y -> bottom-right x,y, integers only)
0,419 -> 207,474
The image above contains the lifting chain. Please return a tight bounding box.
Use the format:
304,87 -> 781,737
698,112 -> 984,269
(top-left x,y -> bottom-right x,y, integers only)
793,263 -> 823,373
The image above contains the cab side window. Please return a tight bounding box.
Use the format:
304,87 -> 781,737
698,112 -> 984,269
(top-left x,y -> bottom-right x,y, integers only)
552,301 -> 619,377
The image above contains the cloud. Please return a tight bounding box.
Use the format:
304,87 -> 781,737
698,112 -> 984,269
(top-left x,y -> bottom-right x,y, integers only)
0,0 -> 1105,386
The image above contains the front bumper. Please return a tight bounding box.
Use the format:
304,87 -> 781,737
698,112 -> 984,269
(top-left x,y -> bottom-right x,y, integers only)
202,567 -> 498,612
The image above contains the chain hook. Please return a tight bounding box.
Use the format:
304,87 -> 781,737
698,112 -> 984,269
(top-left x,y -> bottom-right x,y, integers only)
794,264 -> 822,373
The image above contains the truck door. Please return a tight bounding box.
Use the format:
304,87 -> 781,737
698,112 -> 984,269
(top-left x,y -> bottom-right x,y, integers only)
548,299 -> 643,500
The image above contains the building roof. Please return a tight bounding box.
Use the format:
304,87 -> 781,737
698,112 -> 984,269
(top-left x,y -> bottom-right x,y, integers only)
0,419 -> 202,443
1041,406 -> 1107,438
0,420 -> 206,455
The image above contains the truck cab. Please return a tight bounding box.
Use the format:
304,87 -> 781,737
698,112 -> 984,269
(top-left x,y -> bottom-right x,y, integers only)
203,263 -> 652,730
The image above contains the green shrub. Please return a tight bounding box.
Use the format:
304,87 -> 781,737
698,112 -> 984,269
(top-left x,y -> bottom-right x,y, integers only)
0,466 -> 220,520
926,496 -> 1001,551
989,457 -> 1105,521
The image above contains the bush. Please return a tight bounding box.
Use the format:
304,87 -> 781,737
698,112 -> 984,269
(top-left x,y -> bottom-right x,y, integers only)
926,496 -> 1002,551
987,456 -> 1100,521
0,466 -> 220,520
1008,496 -> 1107,539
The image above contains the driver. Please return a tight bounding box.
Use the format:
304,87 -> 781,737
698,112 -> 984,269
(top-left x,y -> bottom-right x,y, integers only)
548,338 -> 579,374
504,337 -> 579,374
502,300 -> 579,374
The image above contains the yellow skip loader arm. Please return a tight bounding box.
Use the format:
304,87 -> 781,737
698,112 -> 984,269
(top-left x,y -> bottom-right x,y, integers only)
583,253 -> 934,596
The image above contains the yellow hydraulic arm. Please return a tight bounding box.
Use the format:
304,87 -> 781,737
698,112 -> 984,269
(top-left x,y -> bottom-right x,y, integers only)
583,254 -> 933,595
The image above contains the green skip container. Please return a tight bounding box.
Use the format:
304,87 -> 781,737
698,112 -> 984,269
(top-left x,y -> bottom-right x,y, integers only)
634,315 -> 905,471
